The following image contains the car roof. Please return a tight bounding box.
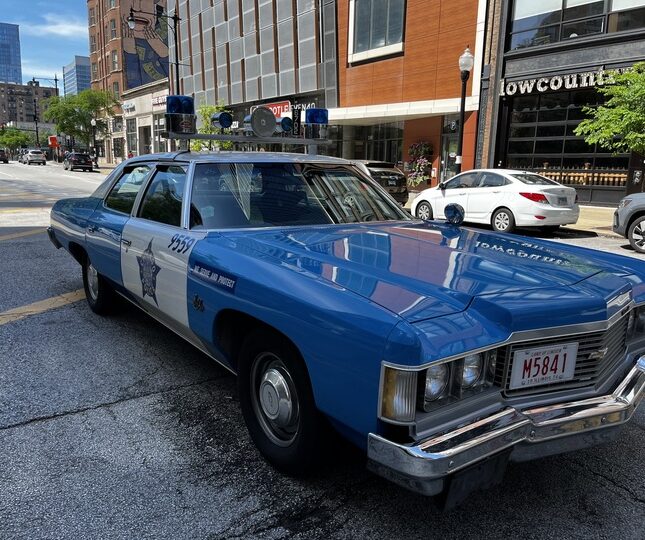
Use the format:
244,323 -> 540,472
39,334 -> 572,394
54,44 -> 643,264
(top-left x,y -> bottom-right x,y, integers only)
127,151 -> 352,165
455,169 -> 546,176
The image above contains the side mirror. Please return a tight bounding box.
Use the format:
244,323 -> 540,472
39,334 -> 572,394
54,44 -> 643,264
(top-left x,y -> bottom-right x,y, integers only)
438,182 -> 446,190
444,203 -> 465,226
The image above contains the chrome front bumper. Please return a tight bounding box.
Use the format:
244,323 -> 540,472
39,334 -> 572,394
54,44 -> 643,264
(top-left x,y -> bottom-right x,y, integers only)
368,357 -> 645,496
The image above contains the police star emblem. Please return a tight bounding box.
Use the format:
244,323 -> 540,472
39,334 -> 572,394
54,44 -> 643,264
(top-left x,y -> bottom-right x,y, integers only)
137,239 -> 161,305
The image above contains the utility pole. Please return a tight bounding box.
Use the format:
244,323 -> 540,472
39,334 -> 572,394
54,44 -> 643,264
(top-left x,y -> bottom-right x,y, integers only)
33,98 -> 39,147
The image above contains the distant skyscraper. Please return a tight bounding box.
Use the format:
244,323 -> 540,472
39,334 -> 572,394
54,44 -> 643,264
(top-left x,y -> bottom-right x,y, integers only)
0,23 -> 22,84
63,56 -> 91,96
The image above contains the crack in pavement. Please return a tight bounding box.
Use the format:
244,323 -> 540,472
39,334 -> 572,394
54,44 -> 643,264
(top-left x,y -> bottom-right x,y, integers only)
0,377 -> 222,433
570,458 -> 645,506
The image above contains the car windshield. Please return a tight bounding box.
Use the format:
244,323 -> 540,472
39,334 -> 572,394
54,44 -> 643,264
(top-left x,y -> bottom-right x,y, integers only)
511,173 -> 559,185
190,162 -> 410,229
30,150 -> 43,155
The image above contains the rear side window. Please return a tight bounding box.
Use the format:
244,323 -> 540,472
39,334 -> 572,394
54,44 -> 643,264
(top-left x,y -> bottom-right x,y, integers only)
511,173 -> 559,185
104,165 -> 151,214
138,165 -> 187,227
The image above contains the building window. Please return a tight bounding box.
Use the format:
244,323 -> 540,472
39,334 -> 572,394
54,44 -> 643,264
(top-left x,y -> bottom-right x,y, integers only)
110,19 -> 117,39
509,0 -> 645,50
153,114 -> 167,153
348,0 -> 405,63
89,7 -> 96,26
111,51 -> 119,71
90,35 -> 96,53
91,63 -> 98,79
503,89 -> 629,186
108,0 -> 117,9
112,81 -> 119,99
112,115 -> 123,133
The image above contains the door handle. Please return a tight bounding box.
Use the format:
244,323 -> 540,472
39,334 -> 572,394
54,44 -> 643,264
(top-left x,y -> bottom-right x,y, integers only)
492,191 -> 501,194
122,239 -> 132,247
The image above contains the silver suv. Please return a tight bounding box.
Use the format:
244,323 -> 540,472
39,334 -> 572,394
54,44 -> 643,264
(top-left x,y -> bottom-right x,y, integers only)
613,193 -> 645,253
24,149 -> 46,165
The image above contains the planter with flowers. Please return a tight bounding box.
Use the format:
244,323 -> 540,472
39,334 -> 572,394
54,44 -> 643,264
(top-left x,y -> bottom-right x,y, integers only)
407,141 -> 433,191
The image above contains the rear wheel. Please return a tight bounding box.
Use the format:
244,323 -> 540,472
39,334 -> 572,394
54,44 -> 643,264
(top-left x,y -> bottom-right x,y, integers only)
628,216 -> 645,254
492,208 -> 515,233
416,201 -> 433,220
238,329 -> 328,475
82,257 -> 116,315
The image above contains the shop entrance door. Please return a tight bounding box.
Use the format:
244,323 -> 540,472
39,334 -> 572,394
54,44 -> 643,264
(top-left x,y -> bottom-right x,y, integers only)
138,126 -> 152,155
441,134 -> 459,182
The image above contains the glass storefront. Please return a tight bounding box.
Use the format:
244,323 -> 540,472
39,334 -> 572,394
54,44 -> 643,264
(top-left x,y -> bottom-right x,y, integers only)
324,122 -> 404,164
153,114 -> 167,153
502,88 -> 629,187
441,115 -> 460,181
126,119 -> 137,156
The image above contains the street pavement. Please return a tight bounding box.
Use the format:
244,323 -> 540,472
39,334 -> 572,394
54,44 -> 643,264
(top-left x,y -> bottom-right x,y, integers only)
0,161 -> 644,540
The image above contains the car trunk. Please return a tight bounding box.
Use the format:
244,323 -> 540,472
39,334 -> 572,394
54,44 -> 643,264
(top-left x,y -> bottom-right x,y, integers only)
541,187 -> 577,208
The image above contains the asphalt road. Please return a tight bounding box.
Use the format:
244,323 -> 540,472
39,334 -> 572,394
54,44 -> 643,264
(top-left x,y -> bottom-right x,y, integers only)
0,161 -> 643,540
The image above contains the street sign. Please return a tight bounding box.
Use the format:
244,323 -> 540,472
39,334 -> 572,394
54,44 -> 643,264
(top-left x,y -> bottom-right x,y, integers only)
292,109 -> 302,137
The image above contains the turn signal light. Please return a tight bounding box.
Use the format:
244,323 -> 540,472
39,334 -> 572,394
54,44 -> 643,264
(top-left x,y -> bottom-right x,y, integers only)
520,192 -> 549,204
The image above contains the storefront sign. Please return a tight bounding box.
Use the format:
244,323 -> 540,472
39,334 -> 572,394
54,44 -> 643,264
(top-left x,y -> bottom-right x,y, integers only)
122,102 -> 136,113
152,95 -> 167,107
249,100 -> 318,118
500,67 -> 630,97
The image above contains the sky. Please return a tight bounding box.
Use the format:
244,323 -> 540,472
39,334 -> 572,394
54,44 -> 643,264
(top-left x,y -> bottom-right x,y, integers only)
2,0 -> 89,87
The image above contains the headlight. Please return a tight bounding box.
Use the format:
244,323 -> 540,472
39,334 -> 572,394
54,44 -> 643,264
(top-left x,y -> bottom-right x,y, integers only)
459,353 -> 483,388
424,363 -> 449,402
618,198 -> 633,210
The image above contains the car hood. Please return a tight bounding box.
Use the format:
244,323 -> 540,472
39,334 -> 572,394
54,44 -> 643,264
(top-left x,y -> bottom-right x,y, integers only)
225,222 -> 632,322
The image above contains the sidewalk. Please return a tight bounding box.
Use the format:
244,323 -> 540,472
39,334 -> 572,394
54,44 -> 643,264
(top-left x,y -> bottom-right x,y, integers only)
564,205 -> 619,237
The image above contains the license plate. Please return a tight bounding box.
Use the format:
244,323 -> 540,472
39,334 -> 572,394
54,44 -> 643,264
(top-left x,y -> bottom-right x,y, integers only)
388,180 -> 397,186
509,342 -> 578,390
557,196 -> 567,205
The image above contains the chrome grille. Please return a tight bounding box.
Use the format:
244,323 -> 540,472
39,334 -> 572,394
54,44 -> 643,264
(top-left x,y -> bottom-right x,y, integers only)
494,314 -> 629,397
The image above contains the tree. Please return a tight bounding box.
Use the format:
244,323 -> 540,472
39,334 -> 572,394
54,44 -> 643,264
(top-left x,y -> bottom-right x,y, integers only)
575,63 -> 645,155
44,89 -> 118,148
0,128 -> 33,151
190,102 -> 234,152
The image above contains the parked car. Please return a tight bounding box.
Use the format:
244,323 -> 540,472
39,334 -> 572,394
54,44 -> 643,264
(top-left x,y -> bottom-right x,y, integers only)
48,152 -> 645,505
613,193 -> 645,253
354,160 -> 408,205
0,149 -> 8,163
63,152 -> 93,172
411,169 -> 579,233
24,149 -> 46,165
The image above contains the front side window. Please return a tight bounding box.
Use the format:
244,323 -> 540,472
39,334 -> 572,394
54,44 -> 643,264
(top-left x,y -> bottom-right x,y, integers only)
105,165 -> 151,214
350,0 -> 405,62
189,162 -> 410,229
138,166 -> 187,227
444,172 -> 479,189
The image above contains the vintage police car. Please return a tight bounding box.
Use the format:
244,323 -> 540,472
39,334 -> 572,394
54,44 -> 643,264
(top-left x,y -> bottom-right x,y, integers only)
48,137 -> 645,504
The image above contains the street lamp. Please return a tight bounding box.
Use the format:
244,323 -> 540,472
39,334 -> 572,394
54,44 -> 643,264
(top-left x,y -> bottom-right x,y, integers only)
455,46 -> 474,175
90,118 -> 97,166
127,4 -> 181,94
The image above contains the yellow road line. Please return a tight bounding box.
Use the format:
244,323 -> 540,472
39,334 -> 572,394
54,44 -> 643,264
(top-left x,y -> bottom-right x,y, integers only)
0,229 -> 45,242
0,289 -> 85,326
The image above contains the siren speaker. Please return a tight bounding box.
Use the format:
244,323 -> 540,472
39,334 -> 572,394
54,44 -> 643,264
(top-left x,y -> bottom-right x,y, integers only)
250,107 -> 277,137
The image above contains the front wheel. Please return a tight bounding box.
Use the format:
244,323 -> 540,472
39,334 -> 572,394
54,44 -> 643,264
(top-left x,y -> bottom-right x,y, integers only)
416,201 -> 433,220
628,216 -> 645,254
82,257 -> 116,315
238,329 -> 328,475
492,208 -> 515,233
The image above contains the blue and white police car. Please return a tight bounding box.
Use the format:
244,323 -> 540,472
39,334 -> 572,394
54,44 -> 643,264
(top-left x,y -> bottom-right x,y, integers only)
47,97 -> 645,506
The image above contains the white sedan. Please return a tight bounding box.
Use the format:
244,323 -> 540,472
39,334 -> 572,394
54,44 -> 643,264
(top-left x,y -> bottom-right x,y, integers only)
410,169 -> 579,233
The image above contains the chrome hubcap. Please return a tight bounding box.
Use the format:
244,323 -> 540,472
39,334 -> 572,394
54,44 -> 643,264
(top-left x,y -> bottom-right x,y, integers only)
633,224 -> 645,248
251,353 -> 299,446
87,263 -> 99,301
495,213 -> 510,230
418,204 -> 430,220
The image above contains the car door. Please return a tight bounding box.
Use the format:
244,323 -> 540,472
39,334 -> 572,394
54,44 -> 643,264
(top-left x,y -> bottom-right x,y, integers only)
466,172 -> 510,222
85,163 -> 153,288
435,172 -> 479,219
120,163 -> 207,336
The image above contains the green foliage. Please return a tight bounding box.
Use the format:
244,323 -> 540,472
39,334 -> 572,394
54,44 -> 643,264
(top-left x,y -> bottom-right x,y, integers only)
575,63 -> 645,155
0,128 -> 33,150
43,89 -> 117,147
190,102 -> 234,152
